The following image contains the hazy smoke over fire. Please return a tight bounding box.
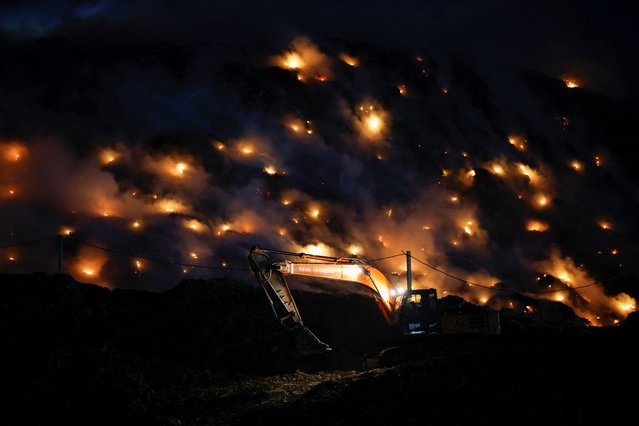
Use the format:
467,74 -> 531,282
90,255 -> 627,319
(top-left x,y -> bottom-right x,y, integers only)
1,29 -> 638,327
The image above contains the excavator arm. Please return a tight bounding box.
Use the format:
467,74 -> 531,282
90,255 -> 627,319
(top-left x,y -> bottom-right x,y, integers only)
274,260 -> 393,322
248,246 -> 395,354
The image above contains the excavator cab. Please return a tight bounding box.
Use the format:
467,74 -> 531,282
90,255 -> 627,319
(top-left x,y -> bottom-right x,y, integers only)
396,289 -> 441,335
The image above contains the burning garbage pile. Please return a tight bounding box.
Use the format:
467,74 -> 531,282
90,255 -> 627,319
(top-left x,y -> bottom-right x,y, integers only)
1,35 -> 637,327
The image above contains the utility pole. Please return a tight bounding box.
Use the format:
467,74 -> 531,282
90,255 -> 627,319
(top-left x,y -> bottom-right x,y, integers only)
58,235 -> 64,274
406,250 -> 412,293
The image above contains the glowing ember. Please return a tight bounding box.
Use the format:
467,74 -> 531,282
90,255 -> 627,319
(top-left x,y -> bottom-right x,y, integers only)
60,227 -> 74,236
131,220 -> 141,229
3,142 -> 26,162
190,252 -> 198,259
175,162 -> 187,175
618,301 -> 636,312
535,194 -> 550,208
598,221 -> 612,230
156,199 -> 187,214
346,244 -> 363,256
526,220 -> 549,232
557,272 -> 572,284
492,164 -> 505,175
611,249 -> 619,255
100,148 -> 119,165
216,224 -> 231,236
299,243 -> 334,257
570,160 -> 583,172
397,84 -> 407,96
594,155 -> 602,167
517,164 -> 538,183
563,78 -> 579,88
184,219 -> 206,233
309,207 -> 320,219
366,114 -> 382,133
507,135 -> 527,151
134,260 -> 142,270
240,145 -> 254,155
441,87 -> 448,94
283,52 -> 303,69
286,117 -> 315,136
263,165 -> 278,175
450,195 -> 459,202
463,221 -> 473,235
355,101 -> 389,141
214,142 -> 225,151
555,294 -> 565,302
339,53 -> 359,67
274,37 -> 332,81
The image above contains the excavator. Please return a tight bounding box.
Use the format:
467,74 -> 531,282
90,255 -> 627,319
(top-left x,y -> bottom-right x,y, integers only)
248,246 -> 500,355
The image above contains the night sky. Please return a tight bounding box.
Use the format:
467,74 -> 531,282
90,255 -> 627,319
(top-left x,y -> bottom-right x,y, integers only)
1,0 -> 638,325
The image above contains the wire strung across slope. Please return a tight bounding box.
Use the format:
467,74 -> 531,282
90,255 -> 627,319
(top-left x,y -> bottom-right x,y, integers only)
367,253 -> 406,262
66,237 -> 252,272
0,235 -> 622,292
409,253 -> 604,294
0,236 -> 57,249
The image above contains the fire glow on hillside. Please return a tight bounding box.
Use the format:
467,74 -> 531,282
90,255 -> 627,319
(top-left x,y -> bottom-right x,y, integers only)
1,35 -> 636,327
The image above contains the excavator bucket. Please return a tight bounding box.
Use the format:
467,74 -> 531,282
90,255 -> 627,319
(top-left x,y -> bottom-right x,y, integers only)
248,247 -> 331,355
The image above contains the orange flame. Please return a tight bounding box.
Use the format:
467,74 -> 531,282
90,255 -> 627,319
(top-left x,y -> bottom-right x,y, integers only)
526,220 -> 549,232
2,142 -> 26,162
71,248 -> 110,288
339,53 -> 359,67
355,101 -> 390,141
562,78 -> 579,88
273,37 -> 332,81
100,148 -> 119,165
569,160 -> 583,172
507,134 -> 527,151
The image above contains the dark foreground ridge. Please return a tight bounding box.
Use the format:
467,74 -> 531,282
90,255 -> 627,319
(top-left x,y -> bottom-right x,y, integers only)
1,273 -> 638,425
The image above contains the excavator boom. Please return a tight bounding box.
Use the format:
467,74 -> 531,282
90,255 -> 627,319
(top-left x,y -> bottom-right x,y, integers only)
275,261 -> 393,322
248,247 -> 396,353
248,247 -> 331,354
